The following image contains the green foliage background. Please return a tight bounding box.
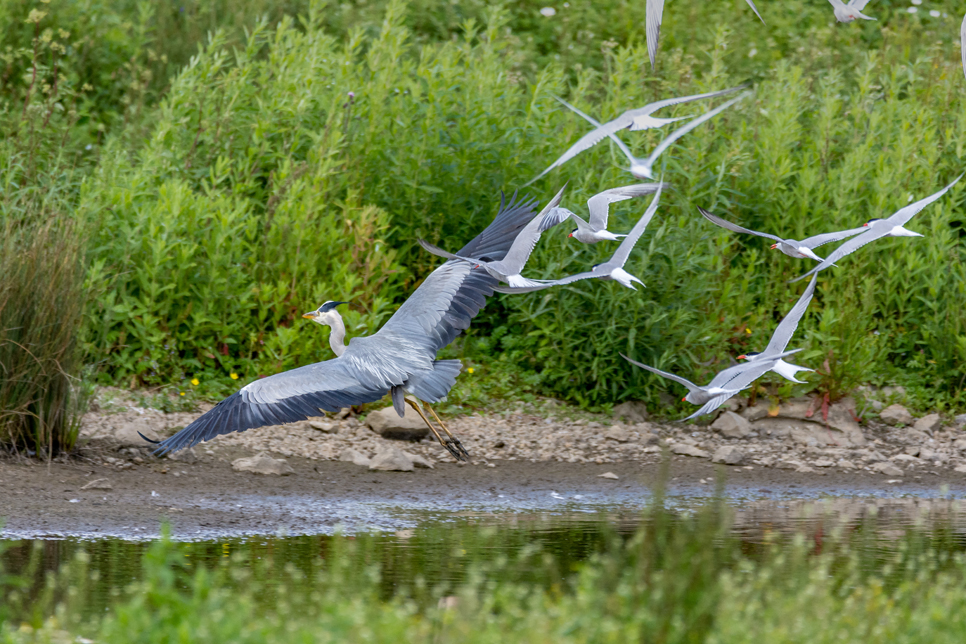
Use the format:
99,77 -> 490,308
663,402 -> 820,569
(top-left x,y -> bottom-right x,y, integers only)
2,0 -> 966,422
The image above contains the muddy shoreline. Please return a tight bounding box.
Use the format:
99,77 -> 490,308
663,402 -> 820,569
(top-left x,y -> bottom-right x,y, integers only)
3,454 -> 964,540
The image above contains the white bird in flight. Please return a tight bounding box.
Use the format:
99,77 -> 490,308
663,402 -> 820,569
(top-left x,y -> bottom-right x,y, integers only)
697,207 -> 866,262
646,0 -> 764,69
551,92 -> 750,181
493,184 -> 665,293
791,174 -> 963,283
826,0 -> 875,23
525,86 -> 747,186
558,183 -> 668,244
418,185 -> 569,288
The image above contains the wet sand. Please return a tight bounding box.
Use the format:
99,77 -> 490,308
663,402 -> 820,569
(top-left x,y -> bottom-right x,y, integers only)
3,455 -> 964,540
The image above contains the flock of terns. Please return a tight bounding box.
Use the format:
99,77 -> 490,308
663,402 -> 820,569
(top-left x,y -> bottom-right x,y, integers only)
148,9 -> 966,462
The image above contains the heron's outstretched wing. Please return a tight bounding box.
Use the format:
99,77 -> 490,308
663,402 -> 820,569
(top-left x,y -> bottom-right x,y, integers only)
587,183 -> 667,230
762,276 -> 817,355
153,360 -> 389,454
621,353 -> 699,393
697,207 -> 784,244
609,183 -> 663,267
799,226 -> 866,249
642,93 -> 749,169
646,0 -> 666,69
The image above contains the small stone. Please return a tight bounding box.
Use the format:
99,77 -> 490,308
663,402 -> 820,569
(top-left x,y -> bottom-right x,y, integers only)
604,426 -> 631,443
641,432 -> 661,446
232,454 -> 294,476
872,461 -> 903,477
712,411 -> 752,439
740,404 -> 769,422
891,454 -> 919,463
339,448 -> 371,467
880,404 -> 913,426
671,443 -> 710,458
904,445 -> 920,456
919,448 -> 936,461
954,414 -> 966,429
712,445 -> 746,465
612,401 -> 649,424
598,472 -> 619,479
80,478 -> 112,490
813,459 -> 834,467
308,420 -> 338,434
836,459 -> 856,469
954,438 -> 966,452
409,453 -> 435,469
368,446 -> 415,472
913,413 -> 942,434
365,406 -> 429,441
796,465 -> 815,473
955,464 -> 966,474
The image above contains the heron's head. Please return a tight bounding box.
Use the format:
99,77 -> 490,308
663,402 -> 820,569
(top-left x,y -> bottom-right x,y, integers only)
302,301 -> 348,324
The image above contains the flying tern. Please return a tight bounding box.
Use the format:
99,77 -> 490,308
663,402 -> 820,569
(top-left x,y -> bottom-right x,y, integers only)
646,0 -> 764,69
622,348 -> 804,421
697,207 -> 866,262
826,0 -> 875,23
492,183 -> 664,293
555,92 -> 750,180
558,182 -> 668,244
791,174 -> 963,283
525,86 -> 747,186
418,185 -> 569,288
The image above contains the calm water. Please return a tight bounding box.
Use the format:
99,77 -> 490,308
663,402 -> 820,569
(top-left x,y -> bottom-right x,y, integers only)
5,494 -> 966,617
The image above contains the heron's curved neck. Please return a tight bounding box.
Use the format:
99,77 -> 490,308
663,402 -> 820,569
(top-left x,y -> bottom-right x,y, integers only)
320,310 -> 347,357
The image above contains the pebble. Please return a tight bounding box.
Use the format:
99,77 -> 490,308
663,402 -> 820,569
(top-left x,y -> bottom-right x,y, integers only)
368,446 -> 415,472
880,404 -> 913,426
80,478 -> 112,490
712,411 -> 752,439
671,444 -> 710,458
598,472 -> 619,479
712,445 -> 746,466
232,454 -> 294,476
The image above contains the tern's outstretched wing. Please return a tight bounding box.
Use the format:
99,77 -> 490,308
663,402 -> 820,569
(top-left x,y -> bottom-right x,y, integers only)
609,184 -> 663,267
646,0 -> 666,69
587,183 -> 666,230
621,353 -> 699,392
499,185 -> 568,274
697,207 -> 784,244
682,392 -> 741,421
799,226 -> 866,249
762,276 -> 817,356
643,93 -> 749,170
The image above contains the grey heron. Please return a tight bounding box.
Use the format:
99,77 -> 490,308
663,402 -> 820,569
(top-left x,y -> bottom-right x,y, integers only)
646,0 -> 763,70
552,92 -> 750,180
791,174 -> 963,283
558,182 -> 669,244
525,86 -> 747,186
145,191 -> 546,462
826,0 -> 875,23
697,207 -> 866,262
492,183 -> 664,293
622,347 -> 803,420
417,185 -> 569,288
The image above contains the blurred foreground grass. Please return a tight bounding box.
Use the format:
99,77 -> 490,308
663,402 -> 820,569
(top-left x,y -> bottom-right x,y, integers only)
4,497 -> 966,642
2,0 -> 966,452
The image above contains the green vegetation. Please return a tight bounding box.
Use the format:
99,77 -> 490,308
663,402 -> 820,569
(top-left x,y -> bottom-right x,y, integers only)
5,500 -> 966,642
2,0 -> 965,448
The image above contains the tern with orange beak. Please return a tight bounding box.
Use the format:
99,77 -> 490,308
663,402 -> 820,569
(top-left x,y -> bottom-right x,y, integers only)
556,182 -> 668,244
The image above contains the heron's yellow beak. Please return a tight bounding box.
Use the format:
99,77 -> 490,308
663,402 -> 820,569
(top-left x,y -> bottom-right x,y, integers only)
302,312 -> 317,319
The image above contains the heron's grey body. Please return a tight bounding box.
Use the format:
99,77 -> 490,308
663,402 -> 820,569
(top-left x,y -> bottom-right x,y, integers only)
621,348 -> 803,420
791,174 -> 963,283
554,93 -> 750,180
697,207 -> 866,262
151,192 -> 543,457
646,0 -> 763,69
827,0 -> 875,22
418,186 -> 568,288
525,86 -> 746,186
559,183 -> 668,244
493,184 -> 664,293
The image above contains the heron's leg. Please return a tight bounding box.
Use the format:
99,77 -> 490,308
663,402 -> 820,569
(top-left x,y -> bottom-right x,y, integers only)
424,403 -> 469,460
404,397 -> 468,462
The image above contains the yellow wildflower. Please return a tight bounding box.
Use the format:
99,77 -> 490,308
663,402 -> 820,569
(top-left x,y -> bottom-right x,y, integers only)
230,372 -> 239,380
190,378 -> 199,386
179,392 -> 185,396
467,367 -> 475,374
745,328 -> 752,334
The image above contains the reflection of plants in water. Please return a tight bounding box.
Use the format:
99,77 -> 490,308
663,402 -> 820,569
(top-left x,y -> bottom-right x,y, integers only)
5,492 -> 966,640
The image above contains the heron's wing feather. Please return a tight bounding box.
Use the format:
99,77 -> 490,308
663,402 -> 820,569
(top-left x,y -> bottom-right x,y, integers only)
763,275 -> 817,355
644,85 -> 749,114
609,184 -> 663,267
153,360 -> 387,454
697,207 -> 783,243
643,93 -> 748,168
799,226 -> 867,249
646,0 -> 666,69
500,185 -> 567,273
587,183 -> 667,229
621,353 -> 699,392
888,173 -> 963,227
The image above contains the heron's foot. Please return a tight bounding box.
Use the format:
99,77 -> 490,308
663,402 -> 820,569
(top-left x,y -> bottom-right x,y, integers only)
405,397 -> 470,462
